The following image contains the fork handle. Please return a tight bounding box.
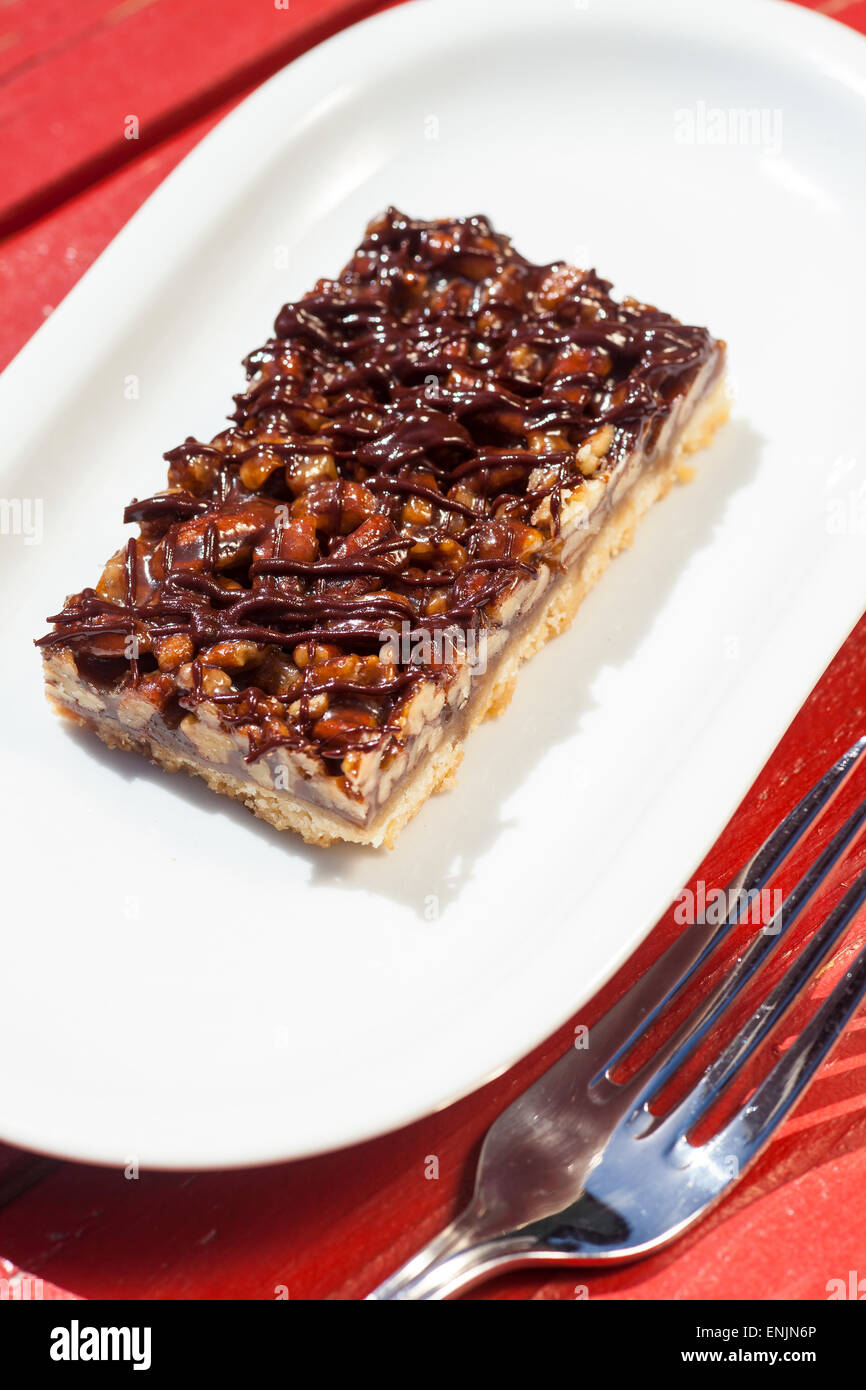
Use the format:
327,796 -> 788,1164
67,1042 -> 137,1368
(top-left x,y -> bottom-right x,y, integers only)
368,1230 -> 545,1300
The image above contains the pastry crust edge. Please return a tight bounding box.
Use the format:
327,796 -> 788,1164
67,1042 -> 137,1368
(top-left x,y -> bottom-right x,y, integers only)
47,376 -> 730,849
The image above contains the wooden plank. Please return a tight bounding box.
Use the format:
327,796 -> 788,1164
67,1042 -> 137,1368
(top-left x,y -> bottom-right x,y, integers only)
0,0 -> 399,236
0,1146 -> 59,1210
0,2 -> 141,82
0,99 -> 237,370
0,1258 -> 78,1301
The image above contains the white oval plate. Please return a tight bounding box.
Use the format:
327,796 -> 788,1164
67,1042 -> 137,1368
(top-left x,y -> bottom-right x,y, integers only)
1,0 -> 864,1168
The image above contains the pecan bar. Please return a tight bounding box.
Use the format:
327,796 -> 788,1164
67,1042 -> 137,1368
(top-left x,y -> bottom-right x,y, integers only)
37,209 -> 728,848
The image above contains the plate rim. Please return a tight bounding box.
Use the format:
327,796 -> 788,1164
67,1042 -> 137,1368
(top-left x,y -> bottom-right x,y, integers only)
3,0 -> 866,1168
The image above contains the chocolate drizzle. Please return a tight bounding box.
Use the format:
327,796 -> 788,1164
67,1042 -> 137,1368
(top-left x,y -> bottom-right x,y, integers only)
37,209 -> 718,772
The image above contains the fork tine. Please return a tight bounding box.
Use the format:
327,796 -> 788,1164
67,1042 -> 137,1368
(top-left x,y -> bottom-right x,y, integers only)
723,736 -> 866,905
701,872 -> 866,1168
593,737 -> 866,1079
596,792 -> 866,1105
658,857 -> 866,1141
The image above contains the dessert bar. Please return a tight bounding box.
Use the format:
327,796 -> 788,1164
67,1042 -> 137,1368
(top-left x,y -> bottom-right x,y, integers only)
38,209 -> 728,847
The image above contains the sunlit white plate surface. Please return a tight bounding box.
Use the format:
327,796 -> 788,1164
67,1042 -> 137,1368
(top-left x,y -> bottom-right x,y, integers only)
1,0 -> 864,1167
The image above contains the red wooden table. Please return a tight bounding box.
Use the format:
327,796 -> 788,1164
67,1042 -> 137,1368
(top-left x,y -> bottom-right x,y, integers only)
1,0 -> 865,1302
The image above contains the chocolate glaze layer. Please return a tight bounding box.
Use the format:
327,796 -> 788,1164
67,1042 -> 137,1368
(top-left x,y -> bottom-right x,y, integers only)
37,209 -> 721,773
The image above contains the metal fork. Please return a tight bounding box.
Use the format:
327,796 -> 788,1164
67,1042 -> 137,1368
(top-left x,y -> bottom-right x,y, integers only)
369,737 -> 866,1300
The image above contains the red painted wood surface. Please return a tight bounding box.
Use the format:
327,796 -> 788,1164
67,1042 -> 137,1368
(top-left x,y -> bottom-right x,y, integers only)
1,0 -> 865,1302
0,0 -> 399,237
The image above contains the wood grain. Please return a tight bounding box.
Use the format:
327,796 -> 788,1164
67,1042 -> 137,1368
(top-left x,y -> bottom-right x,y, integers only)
0,0 -> 398,236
